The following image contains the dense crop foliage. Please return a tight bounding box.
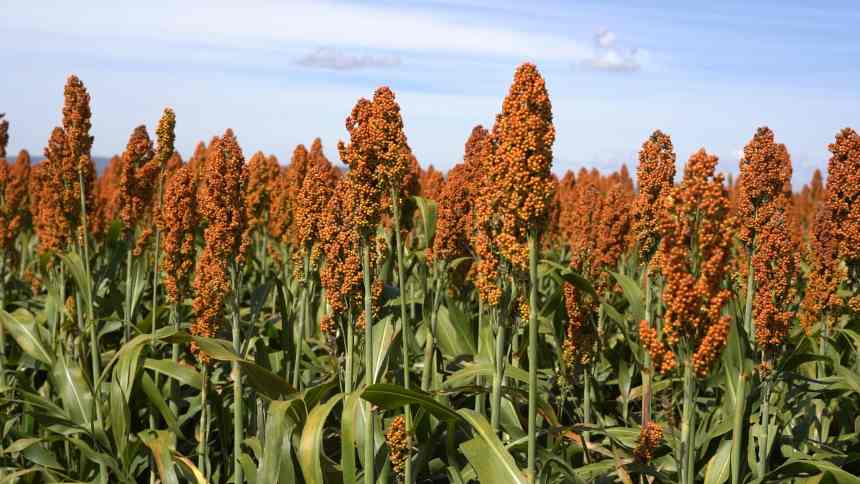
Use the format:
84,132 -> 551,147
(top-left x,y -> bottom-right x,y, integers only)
1,66 -> 859,484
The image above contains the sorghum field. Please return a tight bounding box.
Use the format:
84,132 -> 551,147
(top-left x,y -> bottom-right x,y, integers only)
1,64 -> 859,484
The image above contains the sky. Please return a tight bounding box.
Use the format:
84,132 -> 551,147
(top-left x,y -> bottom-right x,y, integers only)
2,0 -> 859,186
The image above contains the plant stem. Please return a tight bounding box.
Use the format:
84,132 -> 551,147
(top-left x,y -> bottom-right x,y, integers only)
475,296 -> 486,414
816,321 -> 829,443
361,240 -> 375,484
293,252 -> 309,389
391,188 -> 414,483
730,368 -> 748,484
77,166 -> 106,484
346,310 -> 354,393
527,232 -> 539,483
642,272 -> 652,426
743,252 -> 754,342
758,354 -> 771,478
681,354 -> 697,484
170,304 -> 179,414
198,364 -> 209,477
583,367 -> 591,463
422,269 -> 442,392
231,264 -> 244,484
491,309 -> 505,432
124,248 -> 133,343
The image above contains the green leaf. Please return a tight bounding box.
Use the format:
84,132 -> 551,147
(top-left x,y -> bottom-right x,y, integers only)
436,306 -> 476,358
259,399 -> 300,484
540,260 -> 597,298
0,309 -> 53,364
140,430 -> 180,484
51,353 -> 94,426
704,439 -> 731,484
190,335 -> 297,399
414,196 -> 437,250
341,392 -> 361,484
141,372 -> 184,439
61,252 -> 93,321
611,271 -> 644,322
110,376 -> 131,457
144,358 -> 203,390
372,318 -> 397,383
362,384 -> 463,423
457,409 -> 526,484
299,393 -> 344,484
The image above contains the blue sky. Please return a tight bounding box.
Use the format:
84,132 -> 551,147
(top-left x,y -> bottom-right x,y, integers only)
3,0 -> 858,186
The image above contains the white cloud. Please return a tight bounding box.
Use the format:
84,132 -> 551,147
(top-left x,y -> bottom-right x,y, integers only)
596,29 -> 617,48
581,30 -> 646,73
295,47 -> 401,70
9,1 -> 592,63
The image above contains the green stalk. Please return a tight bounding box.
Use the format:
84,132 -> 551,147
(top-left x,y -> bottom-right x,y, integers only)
583,367 -> 591,463
0,254 -> 6,382
422,268 -> 442,392
149,168 -> 165,484
743,251 -> 754,341
680,354 -> 697,484
730,368 -> 748,484
124,248 -> 133,342
292,252 -> 309,389
198,364 -> 208,471
490,309 -> 505,432
816,321 -> 829,443
642,272 -> 652,426
758,354 -> 771,477
231,264 -> 244,484
170,304 -> 180,414
475,297 -> 486,414
390,188 -> 414,483
77,166 -> 106,484
361,240 -> 375,484
346,310 -> 355,393
527,232 -> 539,483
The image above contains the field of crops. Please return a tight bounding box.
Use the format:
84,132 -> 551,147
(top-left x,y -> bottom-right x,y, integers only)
0,63 -> 858,484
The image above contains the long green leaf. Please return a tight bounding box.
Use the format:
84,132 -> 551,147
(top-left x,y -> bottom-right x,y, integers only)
141,372 -> 184,438
0,309 -> 53,364
362,384 -> 463,423
259,399 -> 300,484
144,358 -> 203,390
51,353 -> 94,426
611,271 -> 644,322
341,392 -> 361,484
457,409 -> 526,484
704,439 -> 732,484
299,393 -> 344,484
140,430 -> 180,484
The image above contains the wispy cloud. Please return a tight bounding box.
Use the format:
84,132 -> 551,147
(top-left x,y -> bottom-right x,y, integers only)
581,29 -> 646,73
295,47 -> 401,70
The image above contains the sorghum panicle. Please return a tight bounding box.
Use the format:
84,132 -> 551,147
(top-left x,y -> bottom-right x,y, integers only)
632,130 -> 676,261
737,127 -> 798,350
478,63 -> 555,273
294,156 -> 339,270
562,283 -> 598,368
633,421 -> 664,462
385,415 -> 409,482
1,150 -> 31,254
799,203 -> 843,332
162,164 -> 198,304
244,151 -> 280,238
191,130 -> 248,362
646,149 -> 734,377
418,164 -> 445,202
118,125 -> 156,235
826,128 -> 860,276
